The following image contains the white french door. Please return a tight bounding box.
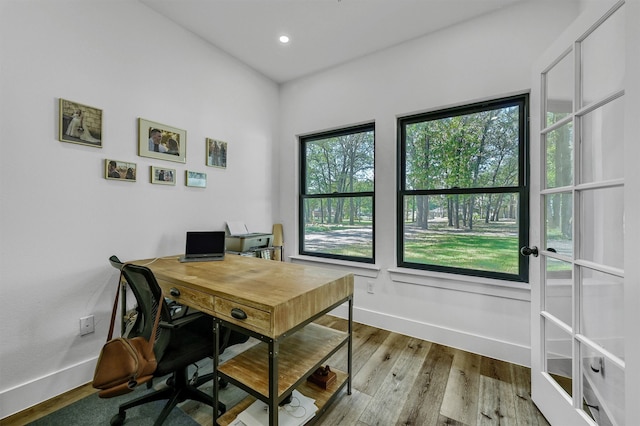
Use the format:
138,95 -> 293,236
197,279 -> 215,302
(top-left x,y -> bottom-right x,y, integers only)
529,1 -> 627,425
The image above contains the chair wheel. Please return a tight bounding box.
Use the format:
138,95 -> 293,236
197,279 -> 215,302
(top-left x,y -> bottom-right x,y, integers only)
110,412 -> 125,425
219,378 -> 228,389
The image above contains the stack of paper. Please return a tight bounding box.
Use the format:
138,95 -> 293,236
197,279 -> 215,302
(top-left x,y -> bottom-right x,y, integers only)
229,390 -> 318,426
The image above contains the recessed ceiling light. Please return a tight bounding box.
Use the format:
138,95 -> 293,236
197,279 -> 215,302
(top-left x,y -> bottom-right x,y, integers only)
279,35 -> 290,44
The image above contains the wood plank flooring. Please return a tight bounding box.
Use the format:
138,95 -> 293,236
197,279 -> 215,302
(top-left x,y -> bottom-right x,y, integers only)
2,317 -> 550,426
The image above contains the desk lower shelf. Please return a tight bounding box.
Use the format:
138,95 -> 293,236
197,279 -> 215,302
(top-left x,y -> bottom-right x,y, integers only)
217,370 -> 349,426
218,322 -> 348,398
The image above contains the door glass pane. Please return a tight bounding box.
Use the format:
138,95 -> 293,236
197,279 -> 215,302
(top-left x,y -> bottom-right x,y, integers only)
581,346 -> 625,425
545,122 -> 573,188
545,258 -> 572,327
545,192 -> 573,257
580,96 -> 625,184
581,267 -> 624,360
545,318 -> 573,397
580,186 -> 624,269
545,50 -> 573,128
581,6 -> 626,107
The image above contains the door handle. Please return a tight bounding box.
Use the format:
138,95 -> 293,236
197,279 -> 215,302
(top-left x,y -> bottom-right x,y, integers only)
520,246 -> 539,257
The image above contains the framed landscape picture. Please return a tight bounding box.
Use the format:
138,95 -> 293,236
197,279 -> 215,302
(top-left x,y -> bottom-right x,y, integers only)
104,159 -> 136,182
206,138 -> 227,168
59,98 -> 103,147
186,170 -> 207,188
150,166 -> 176,185
138,118 -> 186,163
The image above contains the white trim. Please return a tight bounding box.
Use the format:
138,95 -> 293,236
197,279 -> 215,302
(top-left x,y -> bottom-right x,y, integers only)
0,357 -> 97,419
388,267 -> 532,301
289,255 -> 381,278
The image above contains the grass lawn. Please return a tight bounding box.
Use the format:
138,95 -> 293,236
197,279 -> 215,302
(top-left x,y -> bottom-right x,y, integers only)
403,232 -> 519,274
303,220 -> 521,274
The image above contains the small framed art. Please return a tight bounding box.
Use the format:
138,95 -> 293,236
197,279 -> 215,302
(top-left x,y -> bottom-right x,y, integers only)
150,166 -> 176,185
206,138 -> 227,168
105,159 -> 136,181
138,118 -> 186,163
59,98 -> 103,147
186,170 -> 207,188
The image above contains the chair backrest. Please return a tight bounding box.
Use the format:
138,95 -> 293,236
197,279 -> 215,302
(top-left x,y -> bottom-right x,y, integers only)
109,255 -> 171,359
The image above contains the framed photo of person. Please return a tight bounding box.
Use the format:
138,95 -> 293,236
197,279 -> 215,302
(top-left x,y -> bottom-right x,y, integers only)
186,170 -> 207,188
206,138 -> 227,168
59,98 -> 103,147
104,159 -> 136,182
150,166 -> 176,185
138,118 -> 186,163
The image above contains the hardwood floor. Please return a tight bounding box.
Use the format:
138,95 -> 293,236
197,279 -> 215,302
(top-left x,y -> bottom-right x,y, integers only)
2,317 -> 550,426
309,316 -> 549,426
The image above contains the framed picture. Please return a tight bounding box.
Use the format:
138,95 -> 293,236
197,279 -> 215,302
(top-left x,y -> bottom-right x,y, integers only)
186,170 -> 207,188
138,118 -> 186,163
59,98 -> 103,147
206,138 -> 227,168
105,159 -> 136,181
150,166 -> 176,185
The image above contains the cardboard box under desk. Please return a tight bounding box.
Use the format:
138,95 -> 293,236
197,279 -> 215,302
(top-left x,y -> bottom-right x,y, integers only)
225,233 -> 273,252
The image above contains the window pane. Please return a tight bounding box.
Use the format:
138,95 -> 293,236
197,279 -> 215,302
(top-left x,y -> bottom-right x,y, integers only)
580,96 -> 624,184
301,196 -> 373,259
581,5 -> 625,107
404,105 -> 520,190
545,50 -> 573,128
304,129 -> 374,195
545,318 -> 573,398
581,345 -> 625,425
545,257 -> 573,327
580,186 -> 624,269
581,267 -> 624,361
545,192 -> 573,257
402,193 -> 519,274
545,121 -> 573,189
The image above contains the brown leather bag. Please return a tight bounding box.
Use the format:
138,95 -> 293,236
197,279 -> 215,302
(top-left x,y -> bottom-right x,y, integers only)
92,272 -> 162,398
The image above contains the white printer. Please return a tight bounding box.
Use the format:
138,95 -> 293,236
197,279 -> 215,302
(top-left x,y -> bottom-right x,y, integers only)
225,222 -> 273,253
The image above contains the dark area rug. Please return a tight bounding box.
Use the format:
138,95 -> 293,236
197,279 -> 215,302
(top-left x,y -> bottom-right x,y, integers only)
28,384 -> 199,425
26,340 -> 258,426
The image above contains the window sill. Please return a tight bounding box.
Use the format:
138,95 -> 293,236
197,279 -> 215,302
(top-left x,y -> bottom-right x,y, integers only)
289,255 -> 380,278
388,267 -> 532,301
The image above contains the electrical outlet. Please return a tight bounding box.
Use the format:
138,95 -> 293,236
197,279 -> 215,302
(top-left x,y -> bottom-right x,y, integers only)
80,315 -> 95,336
367,281 -> 374,294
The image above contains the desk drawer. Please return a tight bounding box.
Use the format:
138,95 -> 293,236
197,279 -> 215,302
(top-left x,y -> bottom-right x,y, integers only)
160,283 -> 215,316
215,297 -> 271,334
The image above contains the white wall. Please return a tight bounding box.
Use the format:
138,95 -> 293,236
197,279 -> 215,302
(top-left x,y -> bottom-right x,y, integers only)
0,0 -> 278,418
278,0 -> 581,366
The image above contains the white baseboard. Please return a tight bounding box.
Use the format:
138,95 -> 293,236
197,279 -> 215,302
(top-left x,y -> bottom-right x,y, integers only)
2,306 -> 531,420
0,357 -> 97,419
330,304 -> 531,367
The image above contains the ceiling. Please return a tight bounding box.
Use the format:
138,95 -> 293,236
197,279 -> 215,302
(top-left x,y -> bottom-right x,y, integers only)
140,0 -> 523,84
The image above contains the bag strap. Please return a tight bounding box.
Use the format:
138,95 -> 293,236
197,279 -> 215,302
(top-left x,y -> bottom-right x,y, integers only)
106,271 -> 124,341
106,268 -> 163,352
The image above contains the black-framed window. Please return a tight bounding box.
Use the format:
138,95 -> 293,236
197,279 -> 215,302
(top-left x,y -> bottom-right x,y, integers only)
299,123 -> 375,263
397,94 -> 529,282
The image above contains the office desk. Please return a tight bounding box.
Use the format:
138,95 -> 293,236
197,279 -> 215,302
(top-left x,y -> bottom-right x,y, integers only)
131,255 -> 354,425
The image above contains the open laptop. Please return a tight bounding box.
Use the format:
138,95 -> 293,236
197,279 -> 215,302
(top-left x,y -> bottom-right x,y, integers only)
179,231 -> 226,263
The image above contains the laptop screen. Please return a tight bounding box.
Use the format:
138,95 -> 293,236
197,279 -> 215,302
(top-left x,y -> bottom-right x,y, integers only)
185,231 -> 225,257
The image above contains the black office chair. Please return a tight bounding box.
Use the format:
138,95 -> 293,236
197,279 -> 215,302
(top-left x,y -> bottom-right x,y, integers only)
108,255 -> 247,426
